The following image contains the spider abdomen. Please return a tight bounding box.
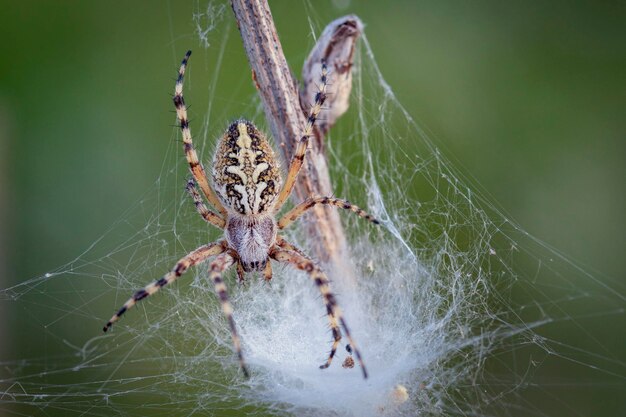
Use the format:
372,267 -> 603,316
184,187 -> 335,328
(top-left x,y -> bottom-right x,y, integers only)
213,121 -> 282,216
225,215 -> 276,272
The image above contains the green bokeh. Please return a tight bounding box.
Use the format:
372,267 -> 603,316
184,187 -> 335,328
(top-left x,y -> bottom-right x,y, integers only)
1,1 -> 624,416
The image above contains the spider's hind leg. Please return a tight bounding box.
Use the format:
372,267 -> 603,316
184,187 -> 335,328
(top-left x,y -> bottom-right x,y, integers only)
103,241 -> 226,332
319,308 -> 342,370
270,244 -> 368,378
274,236 -> 341,368
209,252 -> 249,377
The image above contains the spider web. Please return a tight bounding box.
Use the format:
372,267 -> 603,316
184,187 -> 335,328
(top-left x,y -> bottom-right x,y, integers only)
1,3 -> 625,417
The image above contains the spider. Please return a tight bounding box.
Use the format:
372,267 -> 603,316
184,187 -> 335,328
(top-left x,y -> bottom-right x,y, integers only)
103,50 -> 379,379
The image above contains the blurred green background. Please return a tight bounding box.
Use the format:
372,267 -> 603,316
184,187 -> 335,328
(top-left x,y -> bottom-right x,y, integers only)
1,0 -> 624,416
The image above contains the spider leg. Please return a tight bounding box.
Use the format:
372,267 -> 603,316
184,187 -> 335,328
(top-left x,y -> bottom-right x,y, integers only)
263,261 -> 273,281
103,240 -> 227,332
274,237 -> 341,364
186,179 -> 225,228
173,50 -> 227,218
235,261 -> 246,283
275,235 -> 308,258
277,197 -> 380,229
275,236 -> 341,360
273,61 -> 328,212
208,251 -> 249,377
270,245 -> 368,379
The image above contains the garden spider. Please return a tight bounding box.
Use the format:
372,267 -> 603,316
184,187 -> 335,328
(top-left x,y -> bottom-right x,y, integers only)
103,50 -> 379,379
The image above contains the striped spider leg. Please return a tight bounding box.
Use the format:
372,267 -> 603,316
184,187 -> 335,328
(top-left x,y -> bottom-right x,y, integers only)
173,51 -> 228,221
270,245 -> 369,378
272,60 -> 328,212
103,241 -> 227,331
277,197 -> 380,229
272,196 -> 381,378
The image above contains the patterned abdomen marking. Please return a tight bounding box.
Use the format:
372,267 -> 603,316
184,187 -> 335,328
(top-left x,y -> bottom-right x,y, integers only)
213,121 -> 282,215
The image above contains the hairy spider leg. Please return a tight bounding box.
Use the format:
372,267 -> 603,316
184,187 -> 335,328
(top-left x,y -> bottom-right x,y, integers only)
275,235 -> 309,259
208,252 -> 249,377
273,61 -> 328,211
278,196 -> 380,229
173,50 -> 227,218
103,241 -> 227,332
274,238 -> 342,364
262,260 -> 273,281
186,179 -> 225,228
271,247 -> 368,379
236,262 -> 246,283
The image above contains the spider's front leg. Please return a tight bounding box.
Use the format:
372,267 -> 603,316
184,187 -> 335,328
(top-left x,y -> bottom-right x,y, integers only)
103,240 -> 227,332
273,61 -> 328,211
173,50 -> 227,218
270,245 -> 368,379
208,251 -> 249,377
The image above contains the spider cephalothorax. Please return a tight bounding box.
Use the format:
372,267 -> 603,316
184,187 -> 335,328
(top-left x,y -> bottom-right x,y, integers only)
226,213 -> 276,272
103,51 -> 380,379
